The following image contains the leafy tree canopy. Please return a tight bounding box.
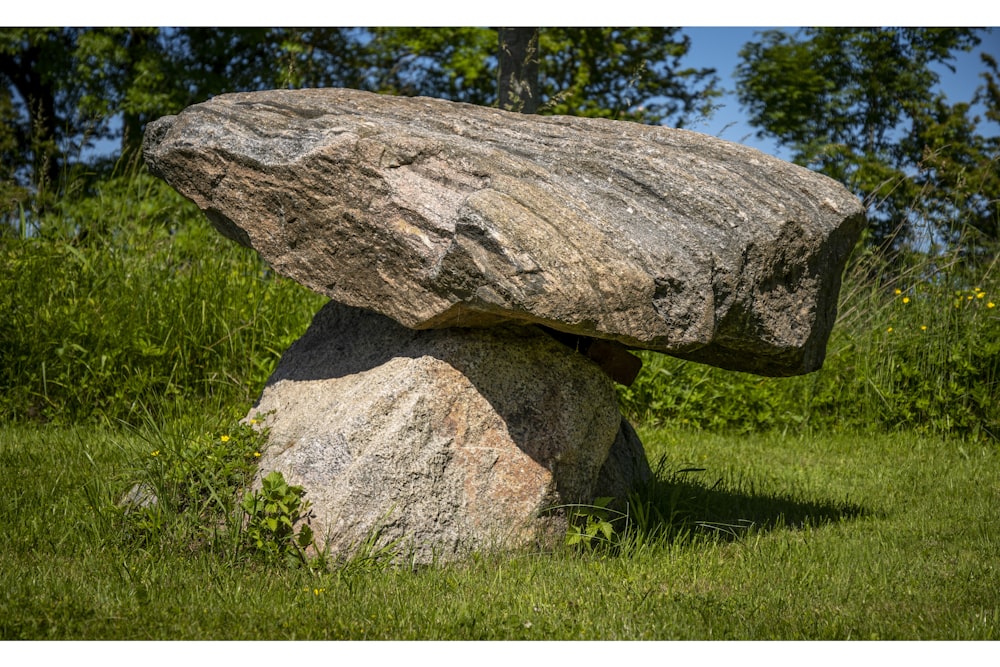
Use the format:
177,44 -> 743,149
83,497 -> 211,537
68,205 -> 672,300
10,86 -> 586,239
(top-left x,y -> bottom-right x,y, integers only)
736,27 -> 998,258
366,28 -> 719,124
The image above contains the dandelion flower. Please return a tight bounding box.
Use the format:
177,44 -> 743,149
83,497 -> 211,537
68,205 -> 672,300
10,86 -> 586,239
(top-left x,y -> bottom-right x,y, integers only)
220,434 -> 231,443
887,327 -> 893,333
920,325 -> 927,331
902,297 -> 910,304
976,292 -> 985,299
894,288 -> 902,295
253,452 -> 261,458
989,302 -> 996,309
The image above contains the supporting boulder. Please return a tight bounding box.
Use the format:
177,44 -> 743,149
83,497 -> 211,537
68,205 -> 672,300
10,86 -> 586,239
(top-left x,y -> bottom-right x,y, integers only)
248,301 -> 646,562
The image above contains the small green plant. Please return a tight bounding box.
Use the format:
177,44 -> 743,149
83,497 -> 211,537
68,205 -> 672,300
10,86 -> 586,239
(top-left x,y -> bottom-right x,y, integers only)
241,470 -> 315,566
564,497 -> 620,551
149,421 -> 261,516
119,416 -> 267,550
121,417 -> 324,567
111,411 -> 333,568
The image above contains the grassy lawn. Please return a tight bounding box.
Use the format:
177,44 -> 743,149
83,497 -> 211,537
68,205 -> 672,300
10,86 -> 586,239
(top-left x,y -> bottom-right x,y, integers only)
2,420 -> 996,640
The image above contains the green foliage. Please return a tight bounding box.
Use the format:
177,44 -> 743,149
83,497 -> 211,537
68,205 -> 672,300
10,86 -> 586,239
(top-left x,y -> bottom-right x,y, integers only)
536,28 -> 720,126
618,240 -> 999,441
369,28 -> 720,126
0,85 -> 30,212
839,251 -> 998,437
0,162 -> 326,425
564,497 -> 619,551
241,471 -> 315,566
735,27 -> 998,253
0,28 -> 79,194
366,27 -> 500,103
0,27 -> 366,216
120,417 -> 265,548
119,416 -> 322,568
72,28 -> 184,155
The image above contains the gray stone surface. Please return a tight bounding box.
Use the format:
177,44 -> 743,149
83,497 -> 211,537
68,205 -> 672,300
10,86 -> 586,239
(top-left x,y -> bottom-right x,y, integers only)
144,88 -> 865,376
246,300 -> 643,563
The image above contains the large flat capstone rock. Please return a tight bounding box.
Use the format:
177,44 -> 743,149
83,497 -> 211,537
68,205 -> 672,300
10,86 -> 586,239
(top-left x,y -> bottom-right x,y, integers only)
143,88 -> 865,375
248,301 -> 650,563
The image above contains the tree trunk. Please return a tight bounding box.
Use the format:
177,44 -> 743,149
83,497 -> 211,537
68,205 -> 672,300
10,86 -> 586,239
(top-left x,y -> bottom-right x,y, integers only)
497,28 -> 539,114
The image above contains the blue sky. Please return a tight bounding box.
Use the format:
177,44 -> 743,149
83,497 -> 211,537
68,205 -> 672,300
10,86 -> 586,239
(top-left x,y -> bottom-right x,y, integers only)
682,27 -> 789,156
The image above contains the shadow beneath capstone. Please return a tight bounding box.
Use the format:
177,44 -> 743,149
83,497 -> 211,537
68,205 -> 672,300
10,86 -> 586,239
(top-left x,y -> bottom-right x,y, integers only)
608,461 -> 873,544
264,299 -> 591,385
256,300 -> 634,496
261,301 -> 433,384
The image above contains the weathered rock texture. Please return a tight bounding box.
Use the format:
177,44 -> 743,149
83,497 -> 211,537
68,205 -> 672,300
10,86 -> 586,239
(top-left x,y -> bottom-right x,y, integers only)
143,88 -> 865,376
248,300 -> 648,563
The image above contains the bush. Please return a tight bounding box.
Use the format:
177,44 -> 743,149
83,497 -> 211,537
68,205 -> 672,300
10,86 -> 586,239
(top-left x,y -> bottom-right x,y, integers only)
618,242 -> 999,441
0,164 -> 325,425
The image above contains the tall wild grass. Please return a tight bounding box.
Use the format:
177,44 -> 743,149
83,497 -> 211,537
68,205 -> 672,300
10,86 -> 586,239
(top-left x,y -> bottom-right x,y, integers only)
2,162 -> 997,440
619,236 -> 999,441
1,164 -> 326,425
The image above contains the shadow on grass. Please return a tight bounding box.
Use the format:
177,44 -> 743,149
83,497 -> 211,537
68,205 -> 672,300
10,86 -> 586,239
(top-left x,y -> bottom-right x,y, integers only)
616,464 -> 872,544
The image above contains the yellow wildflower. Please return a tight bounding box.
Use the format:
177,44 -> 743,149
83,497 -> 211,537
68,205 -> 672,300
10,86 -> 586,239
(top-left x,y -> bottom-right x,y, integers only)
902,297 -> 910,304
151,450 -> 160,457
989,302 -> 996,309
886,327 -> 893,333
253,452 -> 261,458
976,292 -> 985,299
894,288 -> 902,295
920,325 -> 927,331
220,434 -> 230,443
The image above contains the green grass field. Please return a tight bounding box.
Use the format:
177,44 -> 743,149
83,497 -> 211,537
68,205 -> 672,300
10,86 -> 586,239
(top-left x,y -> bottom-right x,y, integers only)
1,421 -> 996,640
